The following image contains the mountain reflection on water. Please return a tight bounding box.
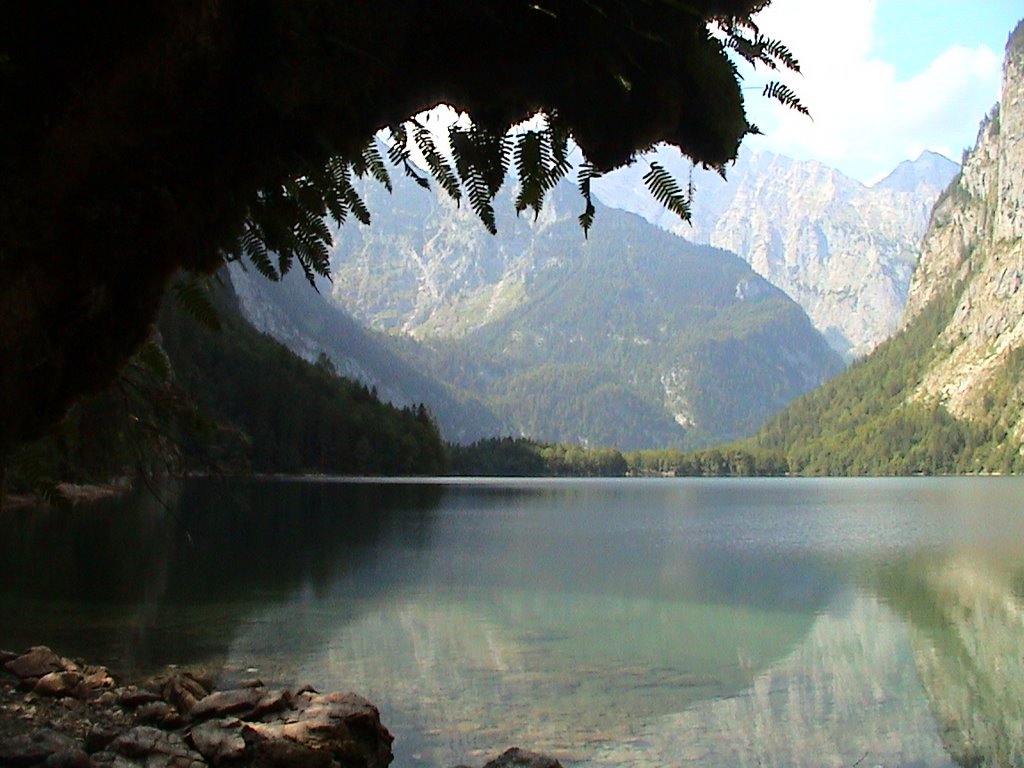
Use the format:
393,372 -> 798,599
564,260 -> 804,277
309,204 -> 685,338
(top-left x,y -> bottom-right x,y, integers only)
873,552 -> 1024,768
3,477 -> 1024,768
0,479 -> 443,673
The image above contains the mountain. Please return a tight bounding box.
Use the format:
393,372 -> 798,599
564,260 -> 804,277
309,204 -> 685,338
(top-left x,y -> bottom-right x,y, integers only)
874,150 -> 963,195
594,146 -> 958,360
227,265 -> 504,443
753,20 -> 1024,475
316,173 -> 842,450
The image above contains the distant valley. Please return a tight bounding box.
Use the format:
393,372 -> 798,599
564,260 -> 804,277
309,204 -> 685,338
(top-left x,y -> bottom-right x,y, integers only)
235,173 -> 843,450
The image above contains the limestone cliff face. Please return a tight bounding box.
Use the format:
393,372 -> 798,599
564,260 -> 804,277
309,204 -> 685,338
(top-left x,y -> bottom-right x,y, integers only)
904,21 -> 1024,428
709,154 -> 954,360
595,148 -> 957,360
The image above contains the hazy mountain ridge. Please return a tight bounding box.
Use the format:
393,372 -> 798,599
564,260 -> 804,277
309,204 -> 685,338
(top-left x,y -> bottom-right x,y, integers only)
595,147 -> 958,359
326,171 -> 575,339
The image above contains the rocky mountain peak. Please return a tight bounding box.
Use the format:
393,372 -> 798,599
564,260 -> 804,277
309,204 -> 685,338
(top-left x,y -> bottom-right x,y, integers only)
874,151 -> 960,195
594,145 -> 957,360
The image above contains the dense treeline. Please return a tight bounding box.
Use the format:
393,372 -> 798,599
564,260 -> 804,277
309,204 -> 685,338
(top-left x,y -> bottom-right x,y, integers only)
448,437 -> 790,477
5,281 -> 448,494
753,287 -> 1024,475
449,437 -> 628,477
626,446 -> 789,476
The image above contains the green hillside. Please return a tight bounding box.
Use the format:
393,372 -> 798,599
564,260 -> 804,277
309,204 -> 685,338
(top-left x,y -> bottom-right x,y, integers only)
752,288 -> 1022,475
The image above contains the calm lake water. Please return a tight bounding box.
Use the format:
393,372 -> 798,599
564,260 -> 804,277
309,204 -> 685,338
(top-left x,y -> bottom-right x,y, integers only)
3,477 -> 1024,767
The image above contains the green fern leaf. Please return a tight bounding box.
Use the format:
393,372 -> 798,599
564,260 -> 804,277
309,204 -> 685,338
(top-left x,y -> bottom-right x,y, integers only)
321,161 -> 349,225
241,224 -> 278,280
577,162 -> 600,236
642,161 -> 691,223
760,37 -> 800,73
450,125 -> 509,234
513,120 -> 572,218
135,339 -> 173,382
352,139 -> 392,193
414,123 -> 462,203
340,171 -> 371,225
514,130 -> 548,217
762,81 -> 810,116
388,123 -> 430,189
172,275 -> 222,330
725,33 -> 766,68
387,124 -> 410,167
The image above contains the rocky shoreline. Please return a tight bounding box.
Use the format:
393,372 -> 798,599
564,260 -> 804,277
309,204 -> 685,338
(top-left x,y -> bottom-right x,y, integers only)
0,646 -> 560,768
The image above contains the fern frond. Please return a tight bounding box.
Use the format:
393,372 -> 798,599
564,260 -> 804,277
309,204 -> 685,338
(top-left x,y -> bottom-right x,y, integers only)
278,248 -> 292,278
293,211 -> 332,288
387,124 -> 410,167
760,37 -> 800,73
322,158 -> 350,225
172,276 -> 222,331
514,130 -> 548,217
577,162 -> 600,236
414,123 -> 462,202
241,223 -> 278,280
540,119 -> 572,191
725,33 -> 767,68
762,81 -> 810,116
135,339 -> 173,382
642,162 -> 691,223
388,123 -> 430,189
450,125 -> 510,234
339,168 -> 371,225
352,139 -> 392,192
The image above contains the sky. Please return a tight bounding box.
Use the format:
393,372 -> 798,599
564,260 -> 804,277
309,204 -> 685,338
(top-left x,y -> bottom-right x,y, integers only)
741,0 -> 1022,183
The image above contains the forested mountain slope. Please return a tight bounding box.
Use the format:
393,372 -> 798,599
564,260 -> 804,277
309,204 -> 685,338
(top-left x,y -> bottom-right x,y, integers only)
6,280 -> 449,492
228,265 -> 504,443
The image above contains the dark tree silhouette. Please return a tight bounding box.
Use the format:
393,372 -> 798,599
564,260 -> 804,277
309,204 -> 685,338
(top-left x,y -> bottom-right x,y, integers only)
0,0 -> 795,463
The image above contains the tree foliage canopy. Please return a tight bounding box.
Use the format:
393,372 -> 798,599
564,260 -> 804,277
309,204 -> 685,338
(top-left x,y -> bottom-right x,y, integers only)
0,0 -> 794,457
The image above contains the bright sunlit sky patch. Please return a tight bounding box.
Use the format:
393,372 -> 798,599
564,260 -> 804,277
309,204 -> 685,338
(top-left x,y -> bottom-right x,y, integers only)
742,0 -> 1021,183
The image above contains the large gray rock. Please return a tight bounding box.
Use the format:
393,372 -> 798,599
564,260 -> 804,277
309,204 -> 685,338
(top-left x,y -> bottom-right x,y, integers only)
244,691 -> 392,768
156,673 -> 209,718
34,671 -> 84,698
105,726 -> 205,768
4,647 -> 71,680
480,748 -> 563,768
189,689 -> 264,722
187,720 -> 247,764
0,728 -> 81,767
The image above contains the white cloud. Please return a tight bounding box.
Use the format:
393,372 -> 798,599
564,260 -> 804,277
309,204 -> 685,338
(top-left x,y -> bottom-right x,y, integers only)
742,0 -> 1002,182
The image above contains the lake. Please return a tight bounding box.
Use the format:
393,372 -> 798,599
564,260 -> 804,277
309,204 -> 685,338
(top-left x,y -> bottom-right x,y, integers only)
2,476 -> 1024,767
